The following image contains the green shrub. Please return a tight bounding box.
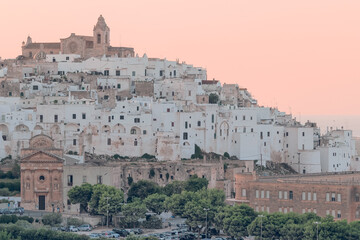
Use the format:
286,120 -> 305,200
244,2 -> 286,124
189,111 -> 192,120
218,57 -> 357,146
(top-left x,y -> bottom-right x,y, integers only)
223,152 -> 230,159
142,215 -> 162,229
66,217 -> 84,227
18,216 -> 34,224
41,213 -> 62,226
149,169 -> 155,178
141,153 -> 155,159
0,188 -> 11,196
191,144 -> 203,159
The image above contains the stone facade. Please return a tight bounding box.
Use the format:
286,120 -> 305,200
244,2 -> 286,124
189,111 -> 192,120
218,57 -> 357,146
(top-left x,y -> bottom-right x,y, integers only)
21,15 -> 134,60
20,135 -> 64,212
235,172 -> 360,222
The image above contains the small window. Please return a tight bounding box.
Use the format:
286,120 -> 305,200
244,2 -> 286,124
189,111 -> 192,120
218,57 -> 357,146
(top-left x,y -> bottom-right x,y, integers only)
120,115 -> 124,120
66,56 -> 70,60
54,115 -> 58,123
117,83 -> 121,89
97,176 -> 102,184
104,70 -> 109,76
143,130 -> 147,135
67,175 -> 73,186
39,175 -> 45,181
72,114 -> 76,119
82,176 -> 87,183
116,70 -> 120,76
132,71 -> 136,76
82,113 -> 86,119
73,139 -> 77,146
289,191 -> 293,200
183,132 -> 188,140
33,85 -> 39,90
197,121 -> 201,127
40,115 -> 43,123
107,138 -> 111,145
134,118 -> 140,123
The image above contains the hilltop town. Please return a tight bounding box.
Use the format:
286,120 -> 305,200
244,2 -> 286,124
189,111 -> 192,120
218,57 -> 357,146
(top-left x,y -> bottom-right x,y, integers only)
0,15 -> 360,226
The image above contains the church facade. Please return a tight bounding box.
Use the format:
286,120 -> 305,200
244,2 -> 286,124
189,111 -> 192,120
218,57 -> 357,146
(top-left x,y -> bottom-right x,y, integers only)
20,135 -> 64,212
21,15 -> 134,60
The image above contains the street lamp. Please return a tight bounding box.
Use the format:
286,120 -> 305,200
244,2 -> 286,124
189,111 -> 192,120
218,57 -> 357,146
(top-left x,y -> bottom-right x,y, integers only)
105,197 -> 110,228
204,208 -> 210,238
314,221 -> 320,240
259,215 -> 264,240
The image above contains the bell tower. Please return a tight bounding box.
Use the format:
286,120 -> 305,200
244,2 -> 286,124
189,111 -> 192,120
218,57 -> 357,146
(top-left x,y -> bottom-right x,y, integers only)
93,15 -> 110,55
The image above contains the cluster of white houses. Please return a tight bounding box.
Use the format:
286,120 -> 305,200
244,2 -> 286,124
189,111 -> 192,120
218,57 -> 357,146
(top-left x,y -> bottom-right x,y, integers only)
1,16 -> 360,218
0,51 -> 358,174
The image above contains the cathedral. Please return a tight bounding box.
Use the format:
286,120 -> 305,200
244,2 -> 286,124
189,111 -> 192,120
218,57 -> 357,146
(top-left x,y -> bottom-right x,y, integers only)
21,15 -> 134,60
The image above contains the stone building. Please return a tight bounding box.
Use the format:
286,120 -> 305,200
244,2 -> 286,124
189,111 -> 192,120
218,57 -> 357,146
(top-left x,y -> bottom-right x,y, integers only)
235,171 -> 360,222
21,15 -> 134,60
20,135 -> 64,211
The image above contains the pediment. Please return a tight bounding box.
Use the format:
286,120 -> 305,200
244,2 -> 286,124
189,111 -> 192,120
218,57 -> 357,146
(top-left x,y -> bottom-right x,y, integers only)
21,151 -> 64,163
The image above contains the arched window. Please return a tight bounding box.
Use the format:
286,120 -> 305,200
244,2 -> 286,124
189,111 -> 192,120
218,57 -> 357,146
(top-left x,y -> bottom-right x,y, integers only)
105,33 -> 108,44
131,129 -> 137,135
97,34 -> 101,44
39,175 -> 45,181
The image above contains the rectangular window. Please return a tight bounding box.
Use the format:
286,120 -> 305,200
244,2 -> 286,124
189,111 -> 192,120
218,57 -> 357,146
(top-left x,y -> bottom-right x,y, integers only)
302,132 -> 305,136
279,208 -> 283,213
143,130 -> 147,135
104,70 -> 109,76
66,56 -> 70,60
211,114 -> 214,123
260,132 -> 263,140
331,193 -> 336,202
72,114 -> 76,119
337,194 -> 341,202
284,191 -> 288,200
82,176 -> 87,183
326,210 -> 330,215
107,138 -> 111,145
267,132 -> 270,137
284,208 -> 288,213
242,189 -> 246,197
261,190 -> 264,199
266,190 -> 270,199
134,118 -> 140,123
160,70 -> 164,76
279,191 -> 283,199
185,122 -> 188,129
256,190 -> 259,198
73,139 -> 76,146
33,85 -> 39,90
313,192 -> 317,201
120,115 -> 124,120
302,192 -> 306,201
116,70 -> 120,76
54,115 -> 58,123
326,193 -> 330,202
290,207 -> 293,212
117,84 -> 121,89
82,113 -> 86,119
174,70 -> 176,76
67,175 -> 73,186
183,132 -> 188,140
332,210 -> 336,218
308,192 -> 312,201
289,191 -> 293,200
97,176 -> 102,184
132,71 -> 136,76
188,90 -> 191,96
40,115 -> 43,123
171,122 -> 174,127
337,210 -> 341,218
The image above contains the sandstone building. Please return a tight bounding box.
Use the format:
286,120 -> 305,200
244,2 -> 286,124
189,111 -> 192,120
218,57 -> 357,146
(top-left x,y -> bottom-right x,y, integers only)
235,171 -> 360,222
20,135 -> 64,211
21,15 -> 134,60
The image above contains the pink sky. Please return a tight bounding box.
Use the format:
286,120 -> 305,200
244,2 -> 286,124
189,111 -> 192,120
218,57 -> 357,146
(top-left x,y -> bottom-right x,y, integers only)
1,0 -> 359,116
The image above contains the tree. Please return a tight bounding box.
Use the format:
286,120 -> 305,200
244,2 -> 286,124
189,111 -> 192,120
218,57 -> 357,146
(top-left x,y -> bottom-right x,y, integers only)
121,199 -> 147,228
191,145 -> 203,159
0,230 -> 12,240
209,93 -> 219,104
67,183 -> 93,213
215,204 -> 257,238
182,189 -> 225,236
184,175 -> 208,192
88,184 -> 124,216
98,186 -> 124,216
127,180 -> 161,202
162,181 -> 185,196
144,193 -> 167,215
11,164 -> 20,179
164,191 -> 197,217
